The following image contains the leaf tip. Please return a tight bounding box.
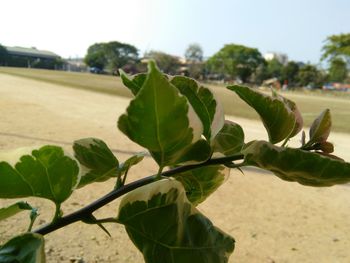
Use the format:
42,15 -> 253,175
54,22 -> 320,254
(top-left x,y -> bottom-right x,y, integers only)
119,68 -> 126,77
148,60 -> 157,72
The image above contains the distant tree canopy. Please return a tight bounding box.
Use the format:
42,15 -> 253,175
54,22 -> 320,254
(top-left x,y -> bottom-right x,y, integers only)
328,58 -> 348,83
321,33 -> 350,65
184,44 -> 204,79
281,61 -> 300,86
144,50 -> 180,75
185,43 -> 203,62
85,41 -> 139,71
0,44 -> 9,65
266,58 -> 283,79
297,64 -> 326,88
206,44 -> 265,82
253,59 -> 286,85
321,33 -> 350,83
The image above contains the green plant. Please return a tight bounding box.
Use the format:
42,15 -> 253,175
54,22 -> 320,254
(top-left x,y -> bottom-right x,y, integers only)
1,61 -> 350,263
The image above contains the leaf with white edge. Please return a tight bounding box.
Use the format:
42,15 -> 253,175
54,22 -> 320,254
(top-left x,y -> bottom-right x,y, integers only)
119,69 -> 147,96
228,85 -> 303,144
0,201 -> 33,221
118,61 -> 207,168
309,109 -> 331,144
212,120 -> 245,157
0,146 -> 79,204
117,179 -> 235,263
243,140 -> 350,186
0,233 -> 45,263
73,138 -> 119,188
173,165 -> 229,206
171,76 -> 224,140
173,139 -> 211,165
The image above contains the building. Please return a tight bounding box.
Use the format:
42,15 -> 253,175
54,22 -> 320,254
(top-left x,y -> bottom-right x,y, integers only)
63,57 -> 87,72
4,46 -> 62,69
264,52 -> 288,65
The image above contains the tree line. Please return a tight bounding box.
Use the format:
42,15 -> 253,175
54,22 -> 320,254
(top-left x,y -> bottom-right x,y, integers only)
84,33 -> 350,88
1,33 -> 348,87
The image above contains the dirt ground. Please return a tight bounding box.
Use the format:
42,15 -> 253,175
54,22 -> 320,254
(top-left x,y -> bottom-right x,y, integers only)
1,73 -> 350,263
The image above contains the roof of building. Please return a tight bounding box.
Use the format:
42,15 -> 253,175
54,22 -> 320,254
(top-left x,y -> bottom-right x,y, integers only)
5,46 -> 60,59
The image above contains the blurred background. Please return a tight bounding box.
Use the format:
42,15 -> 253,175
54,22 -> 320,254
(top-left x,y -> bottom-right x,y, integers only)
0,0 -> 349,90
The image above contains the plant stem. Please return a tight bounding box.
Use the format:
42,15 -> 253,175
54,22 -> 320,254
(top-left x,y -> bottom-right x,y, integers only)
281,138 -> 289,147
85,217 -> 120,224
52,204 -> 61,223
33,154 -> 244,236
34,174 -> 157,235
156,166 -> 163,179
27,208 -> 38,232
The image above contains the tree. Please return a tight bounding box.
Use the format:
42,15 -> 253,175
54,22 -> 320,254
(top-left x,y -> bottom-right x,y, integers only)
281,61 -> 300,87
206,44 -> 265,83
104,41 -> 138,70
144,50 -> 180,74
321,33 -> 350,83
321,33 -> 350,65
297,64 -> 325,88
266,58 -> 283,79
0,44 -> 8,66
252,63 -> 268,84
184,43 -> 204,79
84,43 -> 107,70
185,43 -> 203,62
328,58 -> 348,83
84,41 -> 139,72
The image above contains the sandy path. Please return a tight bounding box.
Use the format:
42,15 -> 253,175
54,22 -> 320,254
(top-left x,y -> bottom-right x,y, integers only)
1,73 -> 350,263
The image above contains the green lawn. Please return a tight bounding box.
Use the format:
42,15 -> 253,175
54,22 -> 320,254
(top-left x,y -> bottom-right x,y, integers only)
1,67 -> 349,133
0,67 -> 132,97
212,86 -> 350,133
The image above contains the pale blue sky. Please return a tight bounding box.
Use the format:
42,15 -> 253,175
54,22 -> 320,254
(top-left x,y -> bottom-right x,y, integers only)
1,0 -> 349,64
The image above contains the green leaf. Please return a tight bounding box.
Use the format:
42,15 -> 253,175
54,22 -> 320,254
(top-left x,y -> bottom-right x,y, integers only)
173,165 -> 229,206
117,179 -> 235,263
119,69 -> 147,96
116,152 -> 147,189
309,109 -> 331,144
73,138 -> 119,188
243,140 -> 350,186
0,146 -> 79,204
0,202 -> 38,232
170,76 -> 224,140
118,152 -> 146,176
228,85 -> 303,144
0,201 -> 33,221
173,140 -> 211,165
212,120 -> 245,157
0,233 -> 45,263
118,61 -> 208,168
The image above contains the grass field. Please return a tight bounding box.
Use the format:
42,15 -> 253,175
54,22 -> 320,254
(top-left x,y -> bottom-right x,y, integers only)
0,67 -> 131,97
1,66 -> 350,133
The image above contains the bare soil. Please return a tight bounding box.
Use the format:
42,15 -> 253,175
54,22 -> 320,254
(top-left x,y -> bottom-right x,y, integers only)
1,73 -> 350,263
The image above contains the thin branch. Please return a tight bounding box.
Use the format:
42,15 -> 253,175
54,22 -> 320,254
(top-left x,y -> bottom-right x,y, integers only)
33,154 -> 244,235
34,175 -> 157,235
83,217 -> 119,224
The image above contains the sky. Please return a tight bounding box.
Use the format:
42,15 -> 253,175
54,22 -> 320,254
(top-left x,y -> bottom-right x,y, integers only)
1,0 -> 349,64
